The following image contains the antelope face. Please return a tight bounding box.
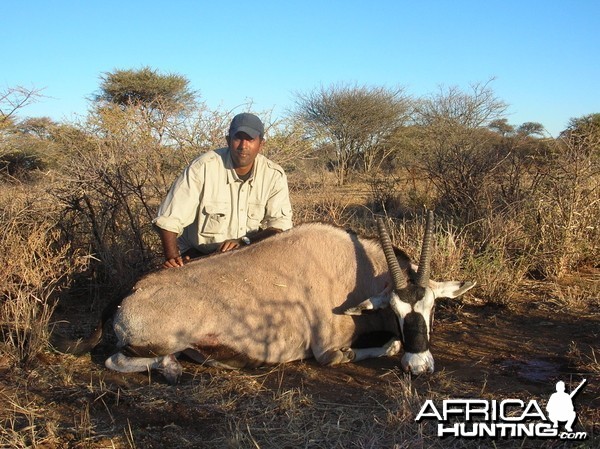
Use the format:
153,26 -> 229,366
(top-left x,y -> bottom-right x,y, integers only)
390,286 -> 436,374
344,212 -> 475,375
373,211 -> 475,375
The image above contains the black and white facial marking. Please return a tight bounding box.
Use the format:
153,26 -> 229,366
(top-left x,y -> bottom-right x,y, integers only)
389,285 -> 436,374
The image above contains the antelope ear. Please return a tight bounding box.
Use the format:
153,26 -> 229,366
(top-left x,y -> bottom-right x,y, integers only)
431,280 -> 476,299
343,291 -> 392,315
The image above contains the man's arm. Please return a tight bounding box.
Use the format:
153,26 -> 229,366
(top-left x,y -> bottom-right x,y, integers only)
159,228 -> 189,268
154,156 -> 208,267
217,227 -> 284,252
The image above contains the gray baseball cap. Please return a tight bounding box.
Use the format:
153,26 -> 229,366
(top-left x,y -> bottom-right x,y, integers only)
228,113 -> 264,139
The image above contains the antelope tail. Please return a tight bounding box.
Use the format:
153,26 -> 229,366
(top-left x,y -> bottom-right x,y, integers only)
51,298 -> 121,356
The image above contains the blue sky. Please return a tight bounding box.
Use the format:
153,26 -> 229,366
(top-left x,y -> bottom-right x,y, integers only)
3,1 -> 599,136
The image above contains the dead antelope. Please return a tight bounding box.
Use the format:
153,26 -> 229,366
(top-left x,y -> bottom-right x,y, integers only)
57,213 -> 474,383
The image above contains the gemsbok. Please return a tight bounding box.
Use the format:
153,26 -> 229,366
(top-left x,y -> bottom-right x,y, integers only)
57,212 -> 475,383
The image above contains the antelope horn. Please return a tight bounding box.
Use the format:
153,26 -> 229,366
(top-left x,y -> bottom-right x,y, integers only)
376,217 -> 407,291
415,210 -> 434,288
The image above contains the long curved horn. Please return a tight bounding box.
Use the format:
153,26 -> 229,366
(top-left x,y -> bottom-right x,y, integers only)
377,217 -> 407,291
415,210 -> 434,287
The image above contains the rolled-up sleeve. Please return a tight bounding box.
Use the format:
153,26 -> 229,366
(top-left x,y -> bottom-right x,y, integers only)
153,160 -> 205,236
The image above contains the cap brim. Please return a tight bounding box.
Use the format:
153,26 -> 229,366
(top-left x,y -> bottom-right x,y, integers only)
231,126 -> 261,139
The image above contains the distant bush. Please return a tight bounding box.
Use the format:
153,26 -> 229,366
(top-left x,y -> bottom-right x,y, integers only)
0,150 -> 46,181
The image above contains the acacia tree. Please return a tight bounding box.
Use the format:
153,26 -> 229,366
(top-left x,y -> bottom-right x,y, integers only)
96,66 -> 196,111
294,84 -> 410,185
95,67 -> 199,144
409,81 -> 510,221
54,68 -> 228,289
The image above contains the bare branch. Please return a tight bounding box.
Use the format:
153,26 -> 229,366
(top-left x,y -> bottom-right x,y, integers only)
0,86 -> 46,124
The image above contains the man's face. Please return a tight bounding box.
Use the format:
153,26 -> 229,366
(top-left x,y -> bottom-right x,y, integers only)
227,132 -> 264,172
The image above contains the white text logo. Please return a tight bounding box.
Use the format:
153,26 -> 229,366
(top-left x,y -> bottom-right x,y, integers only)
415,379 -> 587,441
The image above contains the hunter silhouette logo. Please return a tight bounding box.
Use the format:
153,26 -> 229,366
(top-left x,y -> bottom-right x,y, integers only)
415,378 -> 588,440
546,379 -> 586,432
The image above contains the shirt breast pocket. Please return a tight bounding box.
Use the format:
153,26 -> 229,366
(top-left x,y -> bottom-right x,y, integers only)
201,203 -> 228,235
246,203 -> 266,231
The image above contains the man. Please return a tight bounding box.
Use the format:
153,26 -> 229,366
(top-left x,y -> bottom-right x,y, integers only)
153,113 -> 293,268
546,380 -> 584,432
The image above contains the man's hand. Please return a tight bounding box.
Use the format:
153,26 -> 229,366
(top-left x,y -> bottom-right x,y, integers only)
218,238 -> 243,252
162,255 -> 190,269
217,229 -> 283,253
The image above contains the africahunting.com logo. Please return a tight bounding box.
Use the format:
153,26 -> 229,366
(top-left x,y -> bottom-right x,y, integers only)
415,379 -> 588,441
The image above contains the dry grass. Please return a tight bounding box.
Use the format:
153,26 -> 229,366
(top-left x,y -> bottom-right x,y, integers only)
0,359 -> 432,448
0,182 -> 84,367
205,371 -> 423,449
4,352 -> 596,448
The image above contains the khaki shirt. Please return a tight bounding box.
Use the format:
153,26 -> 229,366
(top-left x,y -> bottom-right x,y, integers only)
153,148 -> 293,254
